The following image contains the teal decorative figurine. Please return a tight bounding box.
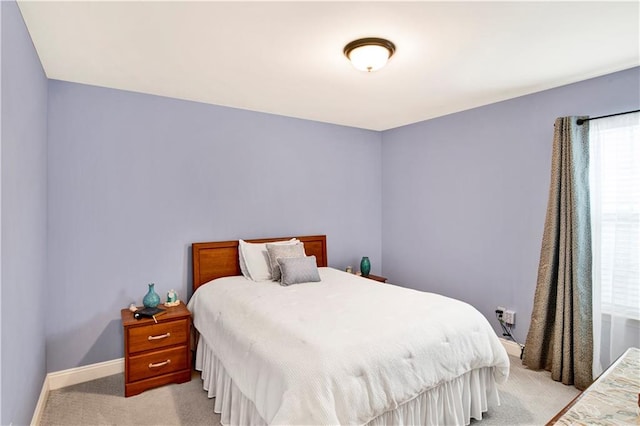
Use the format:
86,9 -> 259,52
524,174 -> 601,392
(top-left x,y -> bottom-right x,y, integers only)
360,256 -> 371,277
143,283 -> 161,308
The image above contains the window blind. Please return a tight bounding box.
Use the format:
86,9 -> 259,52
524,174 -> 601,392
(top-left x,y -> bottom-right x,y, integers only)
590,112 -> 640,320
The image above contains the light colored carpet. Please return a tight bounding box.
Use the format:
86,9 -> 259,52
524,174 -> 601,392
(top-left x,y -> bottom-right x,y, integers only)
40,356 -> 579,425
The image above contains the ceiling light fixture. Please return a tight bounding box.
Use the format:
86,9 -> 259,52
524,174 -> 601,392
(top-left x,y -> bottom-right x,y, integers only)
343,38 -> 396,73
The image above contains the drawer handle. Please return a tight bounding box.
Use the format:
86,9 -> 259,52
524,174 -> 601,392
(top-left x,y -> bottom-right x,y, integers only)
148,359 -> 171,369
148,332 -> 171,341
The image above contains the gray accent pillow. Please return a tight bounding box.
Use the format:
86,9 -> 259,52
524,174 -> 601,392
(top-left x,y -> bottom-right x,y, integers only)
277,256 -> 321,286
266,242 -> 305,281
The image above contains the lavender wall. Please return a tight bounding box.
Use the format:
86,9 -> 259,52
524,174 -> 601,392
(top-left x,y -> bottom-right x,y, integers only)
42,67 -> 640,373
381,67 -> 640,344
1,1 -> 49,424
46,81 -> 382,372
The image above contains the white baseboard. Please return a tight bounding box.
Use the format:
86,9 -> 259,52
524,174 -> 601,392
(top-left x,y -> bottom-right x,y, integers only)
500,337 -> 523,358
48,358 -> 124,390
30,376 -> 49,426
31,358 -> 124,425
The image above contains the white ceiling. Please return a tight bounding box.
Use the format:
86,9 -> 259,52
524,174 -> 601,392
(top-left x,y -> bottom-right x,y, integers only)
17,1 -> 640,131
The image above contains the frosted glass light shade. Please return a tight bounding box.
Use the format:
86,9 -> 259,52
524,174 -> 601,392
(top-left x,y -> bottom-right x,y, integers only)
344,38 -> 395,73
348,45 -> 390,72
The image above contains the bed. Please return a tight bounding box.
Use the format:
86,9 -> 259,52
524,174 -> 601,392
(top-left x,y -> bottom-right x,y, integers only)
188,235 -> 509,425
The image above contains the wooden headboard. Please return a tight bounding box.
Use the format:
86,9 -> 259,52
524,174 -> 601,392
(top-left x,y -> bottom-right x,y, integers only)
192,235 -> 327,291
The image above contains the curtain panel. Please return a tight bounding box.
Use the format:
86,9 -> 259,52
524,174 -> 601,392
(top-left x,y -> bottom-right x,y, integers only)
523,116 -> 593,390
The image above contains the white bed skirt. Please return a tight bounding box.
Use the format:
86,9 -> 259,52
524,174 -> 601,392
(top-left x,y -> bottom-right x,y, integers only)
196,337 -> 500,426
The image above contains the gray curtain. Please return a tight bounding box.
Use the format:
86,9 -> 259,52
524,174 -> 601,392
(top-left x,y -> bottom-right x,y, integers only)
523,116 -> 593,390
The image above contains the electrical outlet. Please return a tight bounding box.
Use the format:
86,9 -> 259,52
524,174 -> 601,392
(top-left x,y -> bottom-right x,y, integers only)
504,310 -> 516,325
496,306 -> 505,320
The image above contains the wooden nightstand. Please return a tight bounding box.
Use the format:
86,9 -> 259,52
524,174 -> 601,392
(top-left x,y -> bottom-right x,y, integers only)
363,274 -> 387,283
121,302 -> 192,397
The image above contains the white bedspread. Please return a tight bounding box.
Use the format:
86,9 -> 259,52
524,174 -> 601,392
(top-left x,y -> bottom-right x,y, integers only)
188,267 -> 509,425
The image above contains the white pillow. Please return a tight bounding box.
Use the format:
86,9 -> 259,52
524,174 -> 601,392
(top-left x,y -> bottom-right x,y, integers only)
239,238 -> 299,281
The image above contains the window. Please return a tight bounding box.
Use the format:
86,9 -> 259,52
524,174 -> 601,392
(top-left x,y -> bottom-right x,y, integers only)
589,112 -> 640,321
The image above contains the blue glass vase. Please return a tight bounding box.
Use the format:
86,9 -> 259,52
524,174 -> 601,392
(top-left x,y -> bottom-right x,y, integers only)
360,257 -> 371,277
143,283 -> 161,308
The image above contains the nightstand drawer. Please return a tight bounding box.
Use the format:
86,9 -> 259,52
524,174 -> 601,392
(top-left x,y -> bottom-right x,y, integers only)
128,345 -> 189,382
128,319 -> 189,353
